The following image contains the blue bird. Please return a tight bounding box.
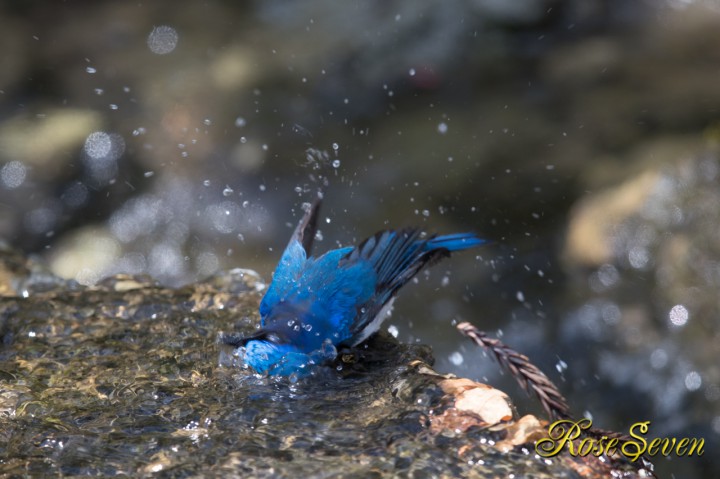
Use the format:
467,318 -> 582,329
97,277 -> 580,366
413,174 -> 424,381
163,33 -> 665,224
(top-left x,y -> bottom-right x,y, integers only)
223,196 -> 486,376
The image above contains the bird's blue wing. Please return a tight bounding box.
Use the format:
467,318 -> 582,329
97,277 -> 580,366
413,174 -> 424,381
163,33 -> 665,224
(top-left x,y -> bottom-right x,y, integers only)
259,195 -> 322,322
260,243 -> 374,347
259,239 -> 307,321
344,229 -> 486,341
293,247 -> 374,344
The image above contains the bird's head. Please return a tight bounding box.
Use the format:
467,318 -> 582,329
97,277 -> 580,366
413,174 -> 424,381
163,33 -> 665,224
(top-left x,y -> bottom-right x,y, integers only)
222,303 -> 338,376
242,333 -> 308,376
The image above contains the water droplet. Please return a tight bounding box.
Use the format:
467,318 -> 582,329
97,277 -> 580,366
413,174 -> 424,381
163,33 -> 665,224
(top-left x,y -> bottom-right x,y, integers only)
628,247 -> 649,269
86,66 -> 97,74
203,118 -> 212,126
235,117 -> 247,128
94,88 -> 104,95
332,159 -> 341,168
685,371 -> 702,391
650,348 -> 668,369
203,180 -> 211,187
516,291 -> 525,302
596,264 -> 619,288
556,359 -> 568,373
332,142 -> 339,151
449,351 -> 464,366
223,186 -> 234,197
147,25 -> 178,55
669,304 -> 689,327
1,161 -> 27,189
387,325 -> 399,338
84,131 -> 112,159
409,68 -> 416,76
437,122 -> 448,134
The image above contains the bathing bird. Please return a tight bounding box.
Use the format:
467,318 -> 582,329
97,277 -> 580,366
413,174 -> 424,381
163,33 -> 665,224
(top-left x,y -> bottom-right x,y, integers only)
223,195 -> 486,376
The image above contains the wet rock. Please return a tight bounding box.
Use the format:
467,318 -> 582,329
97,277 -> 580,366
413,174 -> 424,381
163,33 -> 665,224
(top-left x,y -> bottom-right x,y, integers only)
0,248 -> 652,477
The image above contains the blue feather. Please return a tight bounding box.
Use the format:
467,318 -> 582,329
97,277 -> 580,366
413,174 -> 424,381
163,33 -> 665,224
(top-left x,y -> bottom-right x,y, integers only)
259,239 -> 307,321
426,233 -> 487,252
225,197 -> 487,376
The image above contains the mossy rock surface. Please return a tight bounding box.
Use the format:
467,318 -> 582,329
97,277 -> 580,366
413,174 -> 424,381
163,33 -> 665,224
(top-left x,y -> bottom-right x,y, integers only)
0,248 -> 651,478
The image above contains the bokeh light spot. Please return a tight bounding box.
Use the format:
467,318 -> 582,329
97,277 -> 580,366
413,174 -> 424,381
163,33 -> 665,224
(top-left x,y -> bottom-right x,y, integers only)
147,26 -> 179,55
1,161 -> 27,189
84,131 -> 112,159
668,304 -> 689,328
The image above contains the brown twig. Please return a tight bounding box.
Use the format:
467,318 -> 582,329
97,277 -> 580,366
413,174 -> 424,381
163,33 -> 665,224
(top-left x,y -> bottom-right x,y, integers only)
456,321 -> 658,477
456,321 -> 571,420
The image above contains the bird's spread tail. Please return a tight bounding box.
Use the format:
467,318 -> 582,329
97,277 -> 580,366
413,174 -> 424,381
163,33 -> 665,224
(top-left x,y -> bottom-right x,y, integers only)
344,229 -> 486,343
425,233 -> 487,252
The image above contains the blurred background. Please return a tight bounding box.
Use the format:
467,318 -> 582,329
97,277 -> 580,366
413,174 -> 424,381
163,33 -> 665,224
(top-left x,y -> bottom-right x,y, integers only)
1,0 -> 718,476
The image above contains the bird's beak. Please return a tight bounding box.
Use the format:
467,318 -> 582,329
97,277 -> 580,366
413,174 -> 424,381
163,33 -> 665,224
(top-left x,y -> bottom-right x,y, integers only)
218,329 -> 287,348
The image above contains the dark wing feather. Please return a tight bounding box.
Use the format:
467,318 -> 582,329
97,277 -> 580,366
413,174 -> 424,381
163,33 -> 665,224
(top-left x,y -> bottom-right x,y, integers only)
292,192 -> 322,256
344,229 -> 450,339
